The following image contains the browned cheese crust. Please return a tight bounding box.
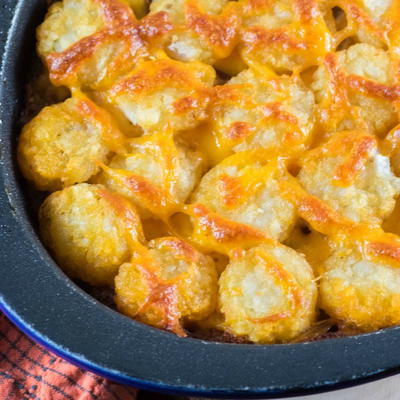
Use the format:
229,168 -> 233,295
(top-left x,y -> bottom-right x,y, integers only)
17,0 -> 400,342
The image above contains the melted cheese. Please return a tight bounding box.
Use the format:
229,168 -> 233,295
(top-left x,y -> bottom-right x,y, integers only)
23,0 -> 400,341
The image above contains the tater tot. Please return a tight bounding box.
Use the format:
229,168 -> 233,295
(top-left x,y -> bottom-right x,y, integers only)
312,44 -> 399,136
219,243 -> 317,343
37,0 -> 148,89
319,0 -> 391,49
96,132 -> 204,219
105,58 -> 215,133
115,237 -> 218,334
320,235 -> 400,330
200,68 -> 314,164
298,130 -> 400,225
239,0 -> 331,74
191,151 -> 296,243
343,45 -> 398,135
40,183 -> 144,285
38,0 -> 106,56
149,0 -> 240,64
338,43 -> 393,84
351,0 -> 391,47
18,95 -> 125,191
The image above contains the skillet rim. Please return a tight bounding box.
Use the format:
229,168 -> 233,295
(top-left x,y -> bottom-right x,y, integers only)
1,0 -> 400,397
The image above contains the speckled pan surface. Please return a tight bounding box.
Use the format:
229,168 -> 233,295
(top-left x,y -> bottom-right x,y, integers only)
1,0 -> 400,398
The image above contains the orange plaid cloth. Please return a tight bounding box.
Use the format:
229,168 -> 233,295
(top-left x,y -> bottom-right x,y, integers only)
0,313 -> 138,400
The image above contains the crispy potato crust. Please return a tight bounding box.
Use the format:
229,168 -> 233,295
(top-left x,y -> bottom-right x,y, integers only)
298,130 -> 400,225
198,68 -> 315,165
18,94 -> 125,191
105,58 -> 215,133
40,183 -> 144,285
219,242 -> 317,343
115,237 -> 218,334
96,132 -> 204,219
320,234 -> 400,330
38,0 -> 151,89
312,44 -> 400,136
239,0 -> 332,73
149,0 -> 240,64
190,151 -> 297,249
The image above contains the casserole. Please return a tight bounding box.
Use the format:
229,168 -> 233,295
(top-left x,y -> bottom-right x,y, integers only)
2,0 -> 400,397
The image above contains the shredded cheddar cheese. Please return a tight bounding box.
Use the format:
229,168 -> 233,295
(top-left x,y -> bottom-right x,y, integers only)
17,0 -> 400,342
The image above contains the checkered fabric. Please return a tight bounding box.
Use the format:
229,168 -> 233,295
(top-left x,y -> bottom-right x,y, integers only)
0,313 -> 137,400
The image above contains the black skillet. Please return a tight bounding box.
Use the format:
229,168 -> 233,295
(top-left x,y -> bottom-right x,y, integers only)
1,0 -> 400,398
